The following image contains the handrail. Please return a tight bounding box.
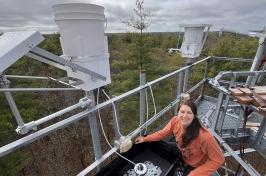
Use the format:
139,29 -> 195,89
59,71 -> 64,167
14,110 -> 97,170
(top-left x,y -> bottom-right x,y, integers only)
0,56 -> 211,158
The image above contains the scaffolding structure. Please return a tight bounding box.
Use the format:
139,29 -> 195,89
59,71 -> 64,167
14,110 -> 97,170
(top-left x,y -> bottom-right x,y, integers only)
0,4 -> 266,174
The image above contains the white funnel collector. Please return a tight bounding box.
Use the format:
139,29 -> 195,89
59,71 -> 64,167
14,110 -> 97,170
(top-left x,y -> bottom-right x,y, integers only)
53,3 -> 111,91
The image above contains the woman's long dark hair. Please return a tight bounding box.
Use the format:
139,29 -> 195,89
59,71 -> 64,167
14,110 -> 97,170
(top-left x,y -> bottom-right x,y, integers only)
179,100 -> 202,148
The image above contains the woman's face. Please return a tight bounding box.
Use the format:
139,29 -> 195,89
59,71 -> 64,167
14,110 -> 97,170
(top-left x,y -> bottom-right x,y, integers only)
178,104 -> 195,128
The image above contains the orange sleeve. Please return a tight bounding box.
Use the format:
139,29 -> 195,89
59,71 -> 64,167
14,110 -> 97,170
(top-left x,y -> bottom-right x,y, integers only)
189,135 -> 225,176
143,118 -> 174,142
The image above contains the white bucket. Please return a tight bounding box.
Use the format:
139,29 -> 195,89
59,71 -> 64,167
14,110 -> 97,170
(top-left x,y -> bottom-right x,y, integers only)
53,3 -> 106,57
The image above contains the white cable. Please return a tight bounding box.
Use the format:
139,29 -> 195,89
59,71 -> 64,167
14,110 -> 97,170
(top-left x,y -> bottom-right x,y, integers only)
144,89 -> 149,134
96,88 -> 136,166
148,84 -> 157,116
101,89 -> 123,137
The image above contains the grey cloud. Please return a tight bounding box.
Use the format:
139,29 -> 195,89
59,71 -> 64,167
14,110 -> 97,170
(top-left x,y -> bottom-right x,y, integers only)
0,0 -> 265,33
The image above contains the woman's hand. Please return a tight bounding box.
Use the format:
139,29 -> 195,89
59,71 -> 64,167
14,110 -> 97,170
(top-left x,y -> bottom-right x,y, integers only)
135,136 -> 145,144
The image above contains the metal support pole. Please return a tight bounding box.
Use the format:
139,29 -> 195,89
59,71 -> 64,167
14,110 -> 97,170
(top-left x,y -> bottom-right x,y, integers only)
234,106 -> 247,136
216,75 -> 236,133
0,74 -> 24,128
139,70 -> 146,135
254,118 -> 266,148
112,102 -> 120,140
245,37 -> 266,86
211,91 -> 225,130
4,92 -> 25,127
174,70 -> 185,114
200,59 -> 211,96
85,91 -> 102,167
183,58 -> 192,92
257,61 -> 266,83
177,71 -> 185,96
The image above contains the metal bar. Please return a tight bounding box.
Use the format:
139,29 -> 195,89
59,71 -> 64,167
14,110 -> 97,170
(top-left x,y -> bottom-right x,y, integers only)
254,118 -> 266,148
0,110 -> 90,157
209,70 -> 266,94
139,70 -> 146,135
26,53 -> 66,71
224,148 -> 256,157
211,130 -> 260,176
177,71 -> 184,96
212,56 -> 253,63
211,92 -> 224,130
257,62 -> 266,83
77,147 -> 118,176
200,59 -> 210,97
246,38 -> 266,85
4,92 -> 24,127
30,47 -> 106,81
86,91 -> 102,163
183,58 -> 192,92
35,103 -> 81,126
219,80 -> 244,87
0,88 -> 79,92
5,75 -> 49,80
148,56 -> 211,86
233,107 -> 245,135
212,71 -> 266,83
175,70 -> 184,114
216,75 -> 236,133
4,75 -> 81,89
201,26 -> 211,51
187,79 -> 206,94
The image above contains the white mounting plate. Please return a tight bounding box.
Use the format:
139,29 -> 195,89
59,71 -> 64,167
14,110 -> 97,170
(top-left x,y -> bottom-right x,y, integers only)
0,31 -> 44,73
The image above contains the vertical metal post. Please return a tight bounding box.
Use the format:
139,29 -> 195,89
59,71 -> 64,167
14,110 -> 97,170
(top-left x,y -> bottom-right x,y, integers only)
175,70 -> 185,114
211,91 -> 224,130
257,61 -> 266,83
245,36 -> 266,86
177,71 -> 185,96
234,107 -> 245,135
254,118 -> 266,148
200,59 -> 211,97
183,58 -> 192,92
85,91 -> 102,167
216,75 -> 236,133
112,102 -> 120,140
139,70 -> 146,135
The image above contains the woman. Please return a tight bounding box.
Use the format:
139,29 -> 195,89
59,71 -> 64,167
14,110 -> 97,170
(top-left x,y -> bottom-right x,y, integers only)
135,100 -> 225,176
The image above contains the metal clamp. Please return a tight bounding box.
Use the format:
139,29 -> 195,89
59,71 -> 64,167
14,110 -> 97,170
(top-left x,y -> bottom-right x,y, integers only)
79,97 -> 92,108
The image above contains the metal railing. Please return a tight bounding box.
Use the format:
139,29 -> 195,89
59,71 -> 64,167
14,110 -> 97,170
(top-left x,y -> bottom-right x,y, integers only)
0,55 -> 263,175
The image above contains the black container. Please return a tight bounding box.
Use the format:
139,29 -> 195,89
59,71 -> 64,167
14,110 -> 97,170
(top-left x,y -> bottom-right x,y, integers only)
96,141 -> 183,176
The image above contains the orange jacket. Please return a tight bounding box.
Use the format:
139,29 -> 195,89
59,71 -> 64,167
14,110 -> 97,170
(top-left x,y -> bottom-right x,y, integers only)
143,116 -> 225,176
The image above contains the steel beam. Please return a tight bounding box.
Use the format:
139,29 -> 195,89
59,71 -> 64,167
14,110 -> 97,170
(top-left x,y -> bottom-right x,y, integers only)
139,70 -> 146,135
29,47 -> 106,81
0,88 -> 79,92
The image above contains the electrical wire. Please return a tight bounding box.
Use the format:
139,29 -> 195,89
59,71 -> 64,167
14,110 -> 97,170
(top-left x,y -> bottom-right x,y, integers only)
96,88 -> 136,166
101,89 -> 123,137
148,84 -> 157,116
140,85 -> 157,135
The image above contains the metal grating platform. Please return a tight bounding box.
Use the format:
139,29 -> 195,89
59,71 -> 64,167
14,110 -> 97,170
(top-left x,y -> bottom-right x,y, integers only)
197,96 -> 244,130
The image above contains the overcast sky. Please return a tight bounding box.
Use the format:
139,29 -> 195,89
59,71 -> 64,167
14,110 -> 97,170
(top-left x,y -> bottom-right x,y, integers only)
0,0 -> 265,34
